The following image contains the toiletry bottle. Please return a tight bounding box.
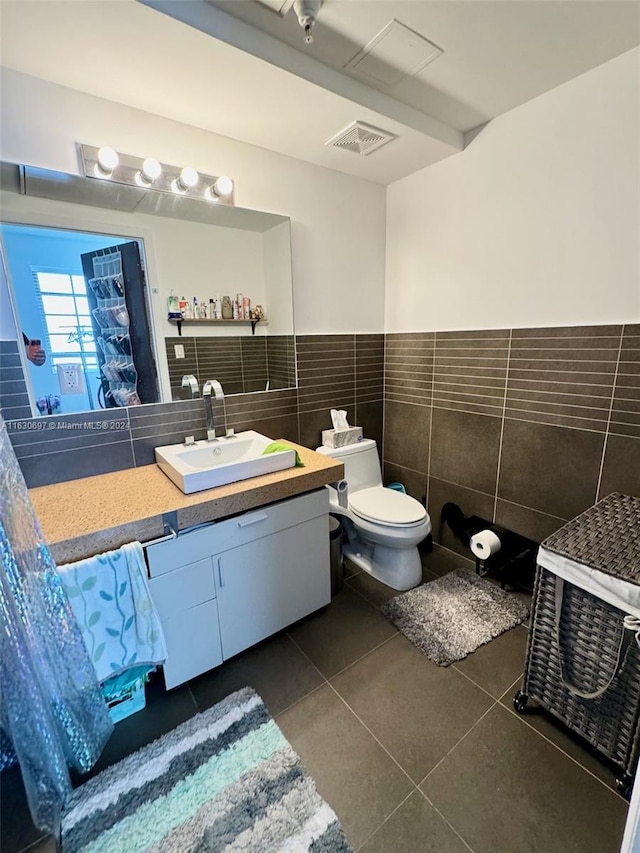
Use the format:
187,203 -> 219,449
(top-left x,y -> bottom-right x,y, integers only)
208,299 -> 214,319
193,297 -> 199,319
222,296 -> 233,319
232,301 -> 238,320
181,297 -> 192,319
236,293 -> 244,319
200,300 -> 207,319
168,292 -> 180,317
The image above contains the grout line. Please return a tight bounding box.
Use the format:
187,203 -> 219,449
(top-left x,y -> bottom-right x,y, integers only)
383,459 -> 429,479
499,674 -> 526,701
128,411 -> 137,467
286,602 -> 526,849
274,681 -> 328,719
595,326 -> 625,501
429,541 -> 475,569
429,474 -> 569,524
327,631 -> 400,680
381,333 -> 387,463
457,408 -> 607,432
503,697 -> 630,803
326,680 -> 418,787
417,699 -> 500,787
426,335 -> 435,507
492,328 -> 512,523
449,664 -> 504,702
354,791 -> 415,852
416,789 -> 477,853
435,380 -> 614,398
16,835 -> 53,853
185,682 -> 200,713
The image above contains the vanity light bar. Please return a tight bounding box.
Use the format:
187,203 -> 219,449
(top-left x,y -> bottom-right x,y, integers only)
80,145 -> 235,206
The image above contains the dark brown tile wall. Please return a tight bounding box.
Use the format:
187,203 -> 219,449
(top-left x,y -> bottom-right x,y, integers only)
6,323 -> 635,514
3,334 -> 384,487
433,329 -> 509,418
611,323 -> 640,439
240,337 -> 268,393
383,323 -> 639,546
7,408 -> 134,488
266,335 -> 297,391
0,341 -> 32,421
296,334 -> 384,450
164,335 -> 296,398
506,326 -> 621,432
384,333 -> 434,407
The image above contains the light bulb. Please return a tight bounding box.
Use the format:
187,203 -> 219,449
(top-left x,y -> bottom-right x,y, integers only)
96,146 -> 119,176
178,166 -> 198,190
213,175 -> 234,197
142,157 -> 162,182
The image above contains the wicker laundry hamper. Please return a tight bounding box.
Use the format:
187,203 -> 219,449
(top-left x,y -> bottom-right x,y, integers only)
514,493 -> 640,796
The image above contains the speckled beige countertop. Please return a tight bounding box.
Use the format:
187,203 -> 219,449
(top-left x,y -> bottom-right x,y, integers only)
30,442 -> 343,564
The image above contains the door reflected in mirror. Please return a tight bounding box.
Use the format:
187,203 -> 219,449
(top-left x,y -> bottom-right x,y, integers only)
0,162 -> 296,419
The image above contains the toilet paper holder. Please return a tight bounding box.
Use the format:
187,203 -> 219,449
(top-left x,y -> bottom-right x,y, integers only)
441,503 -> 536,592
473,527 -> 536,592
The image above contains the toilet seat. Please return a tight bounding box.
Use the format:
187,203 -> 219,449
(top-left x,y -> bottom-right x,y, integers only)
349,487 -> 427,527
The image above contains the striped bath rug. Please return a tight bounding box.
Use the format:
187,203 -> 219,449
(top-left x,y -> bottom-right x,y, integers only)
61,687 -> 351,852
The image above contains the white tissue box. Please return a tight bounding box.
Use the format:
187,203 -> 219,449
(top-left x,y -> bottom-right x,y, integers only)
322,427 -> 363,448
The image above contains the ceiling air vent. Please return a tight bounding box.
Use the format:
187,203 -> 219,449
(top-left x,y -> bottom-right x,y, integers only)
325,121 -> 396,156
254,0 -> 295,15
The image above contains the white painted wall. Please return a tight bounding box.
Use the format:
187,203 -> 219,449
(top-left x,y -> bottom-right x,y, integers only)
0,68 -> 387,335
386,48 -> 640,332
0,257 -> 17,340
263,222 -> 294,337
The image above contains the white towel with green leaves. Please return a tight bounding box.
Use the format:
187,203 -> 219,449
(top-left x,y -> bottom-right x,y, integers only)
57,542 -> 167,684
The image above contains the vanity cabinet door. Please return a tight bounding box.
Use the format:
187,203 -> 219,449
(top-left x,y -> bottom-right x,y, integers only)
160,600 -> 223,690
148,555 -> 221,689
214,515 -> 330,660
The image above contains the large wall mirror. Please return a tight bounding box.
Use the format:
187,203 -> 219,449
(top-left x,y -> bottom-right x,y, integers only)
0,162 -> 296,419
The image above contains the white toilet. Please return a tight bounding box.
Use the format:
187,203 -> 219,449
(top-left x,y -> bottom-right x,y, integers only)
316,439 -> 431,590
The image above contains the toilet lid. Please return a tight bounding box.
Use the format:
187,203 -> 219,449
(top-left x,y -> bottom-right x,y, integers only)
350,487 -> 427,526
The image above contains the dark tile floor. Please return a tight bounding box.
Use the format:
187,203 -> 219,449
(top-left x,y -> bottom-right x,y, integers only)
1,546 -> 630,853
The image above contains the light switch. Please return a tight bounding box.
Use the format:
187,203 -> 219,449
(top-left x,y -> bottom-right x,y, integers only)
174,344 -> 185,359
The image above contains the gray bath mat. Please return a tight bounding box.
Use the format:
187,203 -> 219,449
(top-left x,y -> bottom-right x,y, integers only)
381,569 -> 529,666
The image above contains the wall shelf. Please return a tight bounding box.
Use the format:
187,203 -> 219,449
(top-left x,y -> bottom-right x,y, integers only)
168,317 -> 266,336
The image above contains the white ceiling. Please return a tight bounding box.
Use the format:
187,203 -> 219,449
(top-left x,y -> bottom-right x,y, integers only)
1,0 -> 639,185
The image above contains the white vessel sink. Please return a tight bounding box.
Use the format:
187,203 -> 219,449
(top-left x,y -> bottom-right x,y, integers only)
155,431 -> 297,494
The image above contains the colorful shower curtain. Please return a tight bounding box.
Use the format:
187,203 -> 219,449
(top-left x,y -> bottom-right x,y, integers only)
0,413 -> 113,833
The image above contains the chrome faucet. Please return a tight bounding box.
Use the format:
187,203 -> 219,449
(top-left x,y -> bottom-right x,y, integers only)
181,374 -> 200,398
202,379 -> 225,441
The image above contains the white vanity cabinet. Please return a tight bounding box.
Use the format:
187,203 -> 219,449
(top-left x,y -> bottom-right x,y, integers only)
146,530 -> 224,689
145,489 -> 330,689
211,489 -> 330,659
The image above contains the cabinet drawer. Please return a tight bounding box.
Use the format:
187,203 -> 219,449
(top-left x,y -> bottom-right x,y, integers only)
148,557 -> 215,617
209,488 -> 329,554
161,599 -> 222,690
146,525 -> 222,577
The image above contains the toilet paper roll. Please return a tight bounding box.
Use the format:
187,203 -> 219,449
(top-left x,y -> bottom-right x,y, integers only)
336,479 -> 349,509
470,529 -> 501,560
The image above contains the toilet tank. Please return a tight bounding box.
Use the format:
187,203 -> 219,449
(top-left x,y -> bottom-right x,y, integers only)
315,439 -> 382,491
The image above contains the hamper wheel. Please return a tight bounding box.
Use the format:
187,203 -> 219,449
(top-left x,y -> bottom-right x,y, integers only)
615,774 -> 633,800
513,690 -> 529,714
